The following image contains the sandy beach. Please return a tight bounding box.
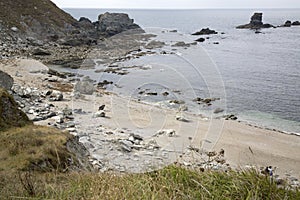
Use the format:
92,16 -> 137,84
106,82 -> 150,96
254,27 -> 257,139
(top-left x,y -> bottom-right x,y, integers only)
1,58 -> 299,179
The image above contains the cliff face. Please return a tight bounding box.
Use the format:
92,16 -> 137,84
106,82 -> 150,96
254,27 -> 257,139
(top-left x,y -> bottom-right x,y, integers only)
0,0 -> 78,39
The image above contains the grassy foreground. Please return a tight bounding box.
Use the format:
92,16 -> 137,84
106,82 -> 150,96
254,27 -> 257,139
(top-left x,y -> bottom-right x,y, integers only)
1,165 -> 300,199
0,112 -> 299,199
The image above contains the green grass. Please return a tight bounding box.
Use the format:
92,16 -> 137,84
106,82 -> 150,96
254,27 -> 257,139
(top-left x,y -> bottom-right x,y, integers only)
0,165 -> 299,199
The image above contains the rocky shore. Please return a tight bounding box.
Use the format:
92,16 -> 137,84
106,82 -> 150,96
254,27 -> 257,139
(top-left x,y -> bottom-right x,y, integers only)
0,0 -> 299,188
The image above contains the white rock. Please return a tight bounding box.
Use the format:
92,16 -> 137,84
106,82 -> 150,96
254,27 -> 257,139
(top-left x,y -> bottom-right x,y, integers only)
93,111 -> 105,118
11,27 -> 18,32
156,129 -> 176,137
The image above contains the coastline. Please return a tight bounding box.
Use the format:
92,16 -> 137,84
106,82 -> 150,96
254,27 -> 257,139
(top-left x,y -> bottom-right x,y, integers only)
1,58 -> 300,180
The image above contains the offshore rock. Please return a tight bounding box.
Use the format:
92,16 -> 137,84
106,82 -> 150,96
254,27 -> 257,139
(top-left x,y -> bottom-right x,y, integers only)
96,12 -> 144,36
236,13 -> 275,29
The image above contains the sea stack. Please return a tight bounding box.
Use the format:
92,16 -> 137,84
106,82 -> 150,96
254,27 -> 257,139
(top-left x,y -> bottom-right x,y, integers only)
236,13 -> 275,29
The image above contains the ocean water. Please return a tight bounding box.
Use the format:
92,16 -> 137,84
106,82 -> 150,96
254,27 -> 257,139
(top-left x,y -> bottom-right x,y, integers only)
64,9 -> 300,134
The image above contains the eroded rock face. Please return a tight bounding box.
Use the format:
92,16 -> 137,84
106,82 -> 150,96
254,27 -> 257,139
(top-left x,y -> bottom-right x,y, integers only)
97,12 -> 144,36
0,70 -> 13,90
236,13 -> 274,29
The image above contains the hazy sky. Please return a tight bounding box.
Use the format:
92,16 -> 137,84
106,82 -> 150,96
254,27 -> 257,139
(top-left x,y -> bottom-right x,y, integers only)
51,0 -> 300,9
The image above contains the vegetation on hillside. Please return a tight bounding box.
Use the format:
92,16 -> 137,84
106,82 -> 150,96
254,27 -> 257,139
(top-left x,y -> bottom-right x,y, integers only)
0,0 -> 76,31
0,88 -> 32,131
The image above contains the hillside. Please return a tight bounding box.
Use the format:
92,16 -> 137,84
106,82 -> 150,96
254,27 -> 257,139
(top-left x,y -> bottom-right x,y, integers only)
0,0 -> 77,39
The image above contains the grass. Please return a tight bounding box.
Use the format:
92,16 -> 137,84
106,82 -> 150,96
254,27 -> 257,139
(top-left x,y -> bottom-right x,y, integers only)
0,125 -> 74,172
0,165 -> 299,199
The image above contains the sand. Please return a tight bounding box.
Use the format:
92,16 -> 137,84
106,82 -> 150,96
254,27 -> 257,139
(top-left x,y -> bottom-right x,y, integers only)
1,59 -> 300,178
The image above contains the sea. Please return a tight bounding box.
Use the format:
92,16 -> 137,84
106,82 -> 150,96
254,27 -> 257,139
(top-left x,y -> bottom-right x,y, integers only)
63,8 -> 300,134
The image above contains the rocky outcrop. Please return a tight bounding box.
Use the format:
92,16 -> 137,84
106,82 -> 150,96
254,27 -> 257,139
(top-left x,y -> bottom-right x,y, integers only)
0,0 -> 144,47
0,70 -> 13,90
192,28 -> 218,35
96,12 -> 144,36
292,21 -> 300,26
0,88 -> 32,131
236,13 -> 275,29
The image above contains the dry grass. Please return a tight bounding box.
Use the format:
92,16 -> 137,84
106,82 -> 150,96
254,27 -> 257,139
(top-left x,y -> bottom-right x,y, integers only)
0,125 -> 73,172
0,124 -> 299,199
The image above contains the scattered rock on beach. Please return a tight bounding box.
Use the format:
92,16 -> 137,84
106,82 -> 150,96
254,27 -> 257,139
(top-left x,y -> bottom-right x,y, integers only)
155,129 -> 176,137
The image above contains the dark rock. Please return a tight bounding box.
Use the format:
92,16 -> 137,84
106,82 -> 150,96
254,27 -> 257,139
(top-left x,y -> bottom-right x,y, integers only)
236,13 -> 275,29
279,20 -> 292,27
0,88 -> 32,131
98,80 -> 113,88
195,38 -> 205,42
162,92 -> 169,96
97,12 -> 144,36
32,48 -> 51,56
292,21 -> 300,26
98,105 -> 105,111
0,70 -> 13,90
192,28 -> 218,35
146,92 -> 158,96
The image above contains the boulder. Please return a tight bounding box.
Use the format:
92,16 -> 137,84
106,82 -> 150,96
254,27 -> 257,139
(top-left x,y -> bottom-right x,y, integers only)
192,28 -> 218,35
0,88 -> 31,131
236,13 -> 275,29
195,37 -> 205,42
0,70 -> 13,90
279,20 -> 292,27
32,48 -> 51,56
292,21 -> 300,26
74,78 -> 95,95
96,12 -> 144,36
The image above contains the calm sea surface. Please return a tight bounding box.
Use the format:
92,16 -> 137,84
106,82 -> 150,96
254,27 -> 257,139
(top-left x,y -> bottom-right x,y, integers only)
64,9 -> 300,134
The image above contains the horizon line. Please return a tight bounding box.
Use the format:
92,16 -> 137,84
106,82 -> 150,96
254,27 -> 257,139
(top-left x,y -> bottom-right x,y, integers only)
61,7 -> 300,10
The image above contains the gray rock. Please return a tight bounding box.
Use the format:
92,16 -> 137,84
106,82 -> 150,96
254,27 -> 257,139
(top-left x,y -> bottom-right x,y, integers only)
32,48 -> 51,56
49,90 -> 63,101
97,12 -> 144,36
214,108 -> 224,114
74,79 -> 95,95
93,111 -> 105,118
120,140 -> 133,152
175,115 -> 190,122
156,129 -> 176,137
0,70 -> 13,90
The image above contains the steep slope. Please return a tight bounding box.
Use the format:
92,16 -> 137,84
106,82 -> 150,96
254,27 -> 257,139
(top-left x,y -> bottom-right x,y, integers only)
0,0 -> 77,39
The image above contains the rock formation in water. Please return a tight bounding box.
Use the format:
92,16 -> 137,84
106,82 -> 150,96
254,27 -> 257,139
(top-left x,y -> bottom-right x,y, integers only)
236,13 -> 275,29
96,12 -> 144,36
192,28 -> 218,35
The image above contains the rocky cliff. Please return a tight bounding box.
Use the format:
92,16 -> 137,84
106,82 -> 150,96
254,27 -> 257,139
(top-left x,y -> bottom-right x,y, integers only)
0,0 -> 143,43
0,0 -> 78,40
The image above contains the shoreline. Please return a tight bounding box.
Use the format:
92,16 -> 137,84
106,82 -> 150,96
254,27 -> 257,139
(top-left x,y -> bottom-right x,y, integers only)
1,58 -> 300,181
